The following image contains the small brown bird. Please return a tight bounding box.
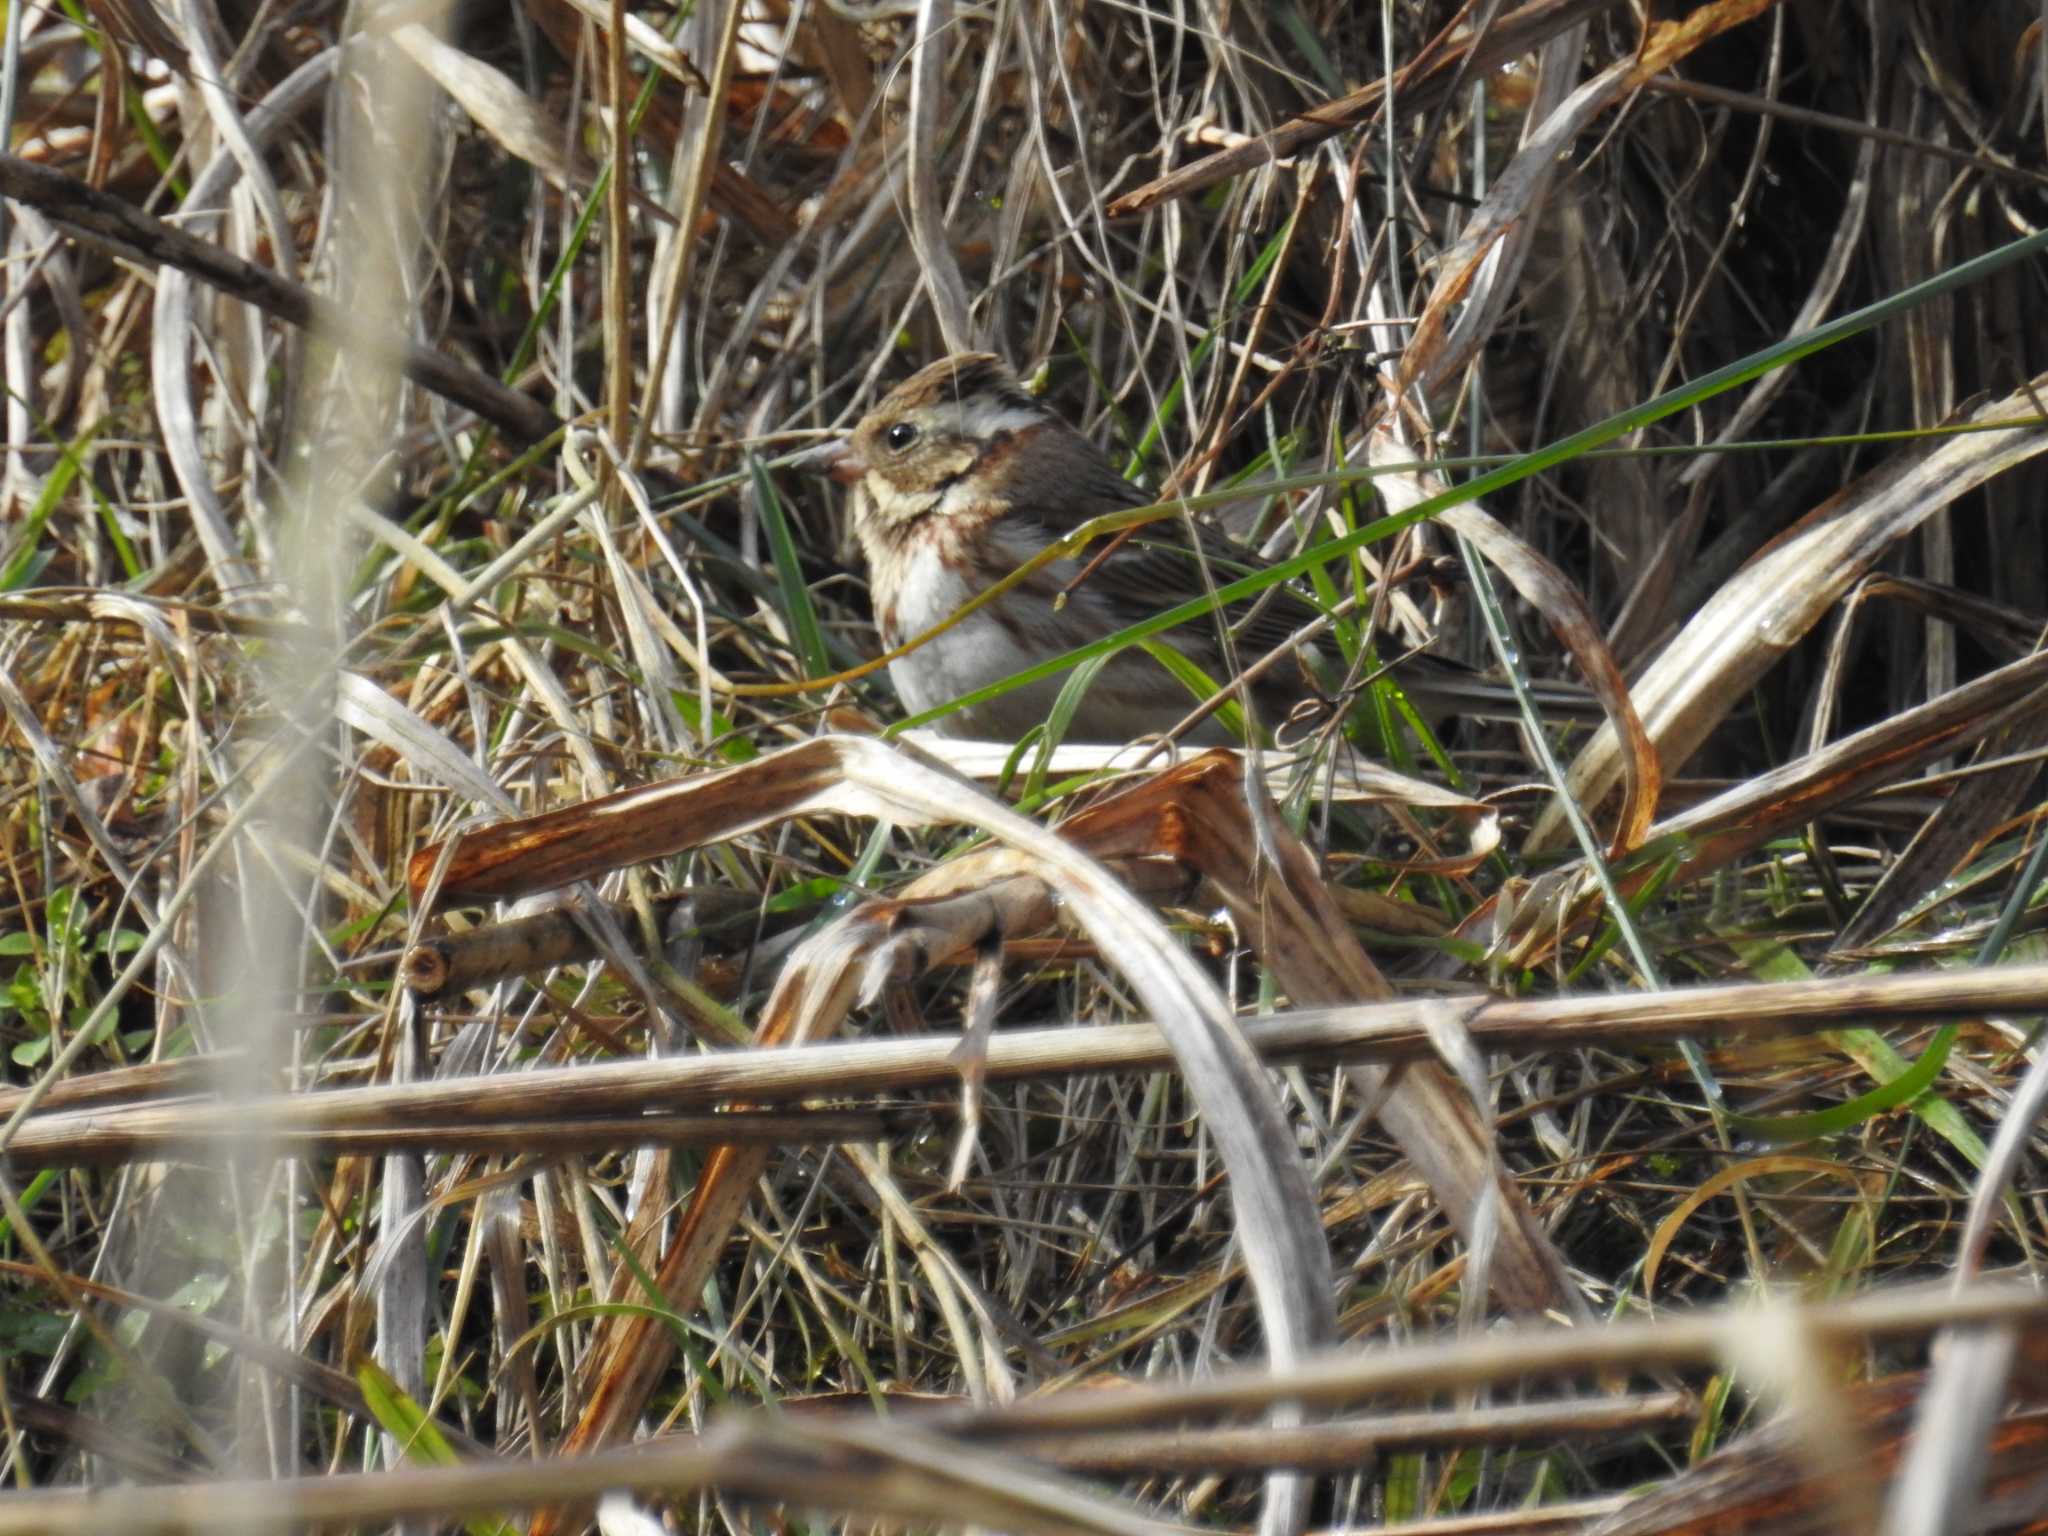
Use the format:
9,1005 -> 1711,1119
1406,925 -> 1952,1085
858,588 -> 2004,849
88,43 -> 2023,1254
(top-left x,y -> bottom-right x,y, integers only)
806,352 -> 1578,743
806,352 -> 1347,742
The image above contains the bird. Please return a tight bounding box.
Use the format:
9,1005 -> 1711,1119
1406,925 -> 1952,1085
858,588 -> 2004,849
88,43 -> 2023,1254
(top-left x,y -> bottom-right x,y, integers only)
803,352 -> 1567,744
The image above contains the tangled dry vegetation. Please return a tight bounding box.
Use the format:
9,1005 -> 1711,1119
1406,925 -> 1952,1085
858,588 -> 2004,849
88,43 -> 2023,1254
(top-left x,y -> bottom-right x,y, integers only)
3,1 -> 2048,1532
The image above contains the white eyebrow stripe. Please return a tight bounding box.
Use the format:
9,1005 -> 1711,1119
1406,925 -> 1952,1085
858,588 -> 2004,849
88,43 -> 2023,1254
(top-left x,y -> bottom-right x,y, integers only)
956,397 -> 1045,437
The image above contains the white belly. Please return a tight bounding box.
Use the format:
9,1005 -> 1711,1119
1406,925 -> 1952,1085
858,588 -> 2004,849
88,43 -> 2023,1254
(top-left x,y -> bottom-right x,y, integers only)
880,539 -> 1204,740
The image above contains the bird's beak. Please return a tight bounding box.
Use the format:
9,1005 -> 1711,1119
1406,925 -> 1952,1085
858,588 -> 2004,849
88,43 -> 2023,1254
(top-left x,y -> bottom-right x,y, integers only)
791,438 -> 866,485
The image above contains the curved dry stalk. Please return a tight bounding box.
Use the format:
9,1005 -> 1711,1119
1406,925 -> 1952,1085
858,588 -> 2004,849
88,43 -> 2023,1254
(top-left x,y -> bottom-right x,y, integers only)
1057,751 -> 1583,1317
1367,423 -> 1658,852
1498,647 -> 2048,965
1401,0 -> 1781,399
472,737 -> 1333,1531
1537,373 -> 2048,851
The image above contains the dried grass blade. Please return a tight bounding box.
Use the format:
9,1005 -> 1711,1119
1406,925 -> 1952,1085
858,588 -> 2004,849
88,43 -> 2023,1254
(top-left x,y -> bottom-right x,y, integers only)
1407,0 -> 1778,397
1879,1325 -> 2020,1536
1503,649 -> 2048,965
541,0 -> 708,91
496,739 -> 1332,1530
906,0 -> 973,352
1826,674 -> 2048,958
389,23 -> 584,194
29,963 -> 2048,1146
1061,753 -> 1582,1317
0,147 -> 566,447
1102,0 -> 1611,216
0,1105 -> 885,1169
1536,375 -> 2048,851
1368,426 -> 1657,851
1640,649 -> 2048,891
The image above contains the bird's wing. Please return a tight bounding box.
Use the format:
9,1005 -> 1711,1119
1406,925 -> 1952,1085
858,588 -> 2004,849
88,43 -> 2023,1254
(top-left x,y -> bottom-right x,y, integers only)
1009,425 -> 1331,662
1097,522 -> 1330,661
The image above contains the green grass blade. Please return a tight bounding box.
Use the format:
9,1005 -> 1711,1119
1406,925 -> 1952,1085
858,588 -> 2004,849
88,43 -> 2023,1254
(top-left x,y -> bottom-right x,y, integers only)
892,224 -> 2048,735
748,452 -> 832,680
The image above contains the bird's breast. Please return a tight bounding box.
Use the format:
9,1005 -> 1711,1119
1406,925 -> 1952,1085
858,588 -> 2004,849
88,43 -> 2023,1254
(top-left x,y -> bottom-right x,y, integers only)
879,532 -> 1110,723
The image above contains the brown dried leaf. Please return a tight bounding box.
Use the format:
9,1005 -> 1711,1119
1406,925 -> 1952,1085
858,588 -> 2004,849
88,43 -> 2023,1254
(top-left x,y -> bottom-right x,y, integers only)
1060,754 -> 1584,1318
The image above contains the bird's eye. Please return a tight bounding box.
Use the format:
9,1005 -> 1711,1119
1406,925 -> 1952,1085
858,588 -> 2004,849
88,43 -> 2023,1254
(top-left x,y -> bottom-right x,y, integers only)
885,422 -> 919,452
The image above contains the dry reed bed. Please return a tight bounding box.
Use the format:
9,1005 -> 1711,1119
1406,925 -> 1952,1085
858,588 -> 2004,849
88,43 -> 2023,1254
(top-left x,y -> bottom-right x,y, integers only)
2,1 -> 2047,1532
